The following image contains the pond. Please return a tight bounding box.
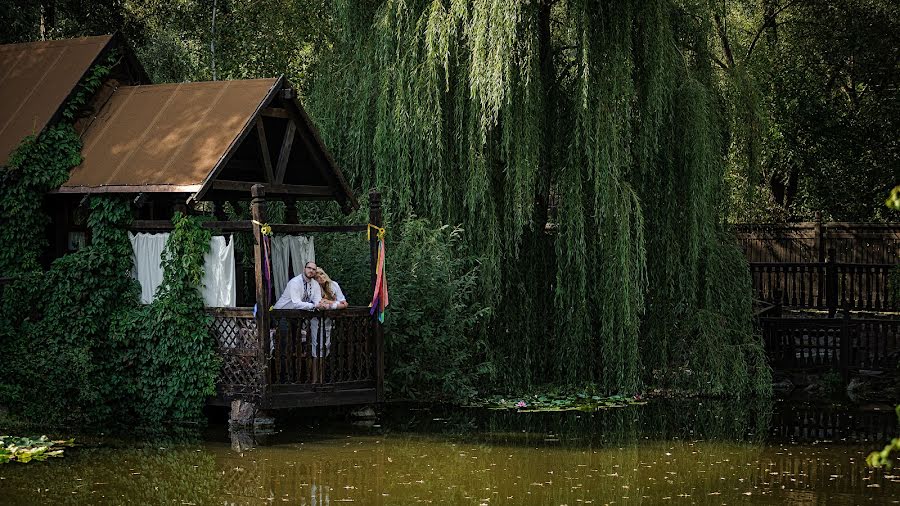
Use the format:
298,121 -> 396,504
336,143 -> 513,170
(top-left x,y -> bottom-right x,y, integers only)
1,401 -> 898,504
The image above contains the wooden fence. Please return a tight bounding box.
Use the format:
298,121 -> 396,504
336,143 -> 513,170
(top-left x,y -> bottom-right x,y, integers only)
750,257 -> 898,312
760,313 -> 900,374
735,218 -> 900,263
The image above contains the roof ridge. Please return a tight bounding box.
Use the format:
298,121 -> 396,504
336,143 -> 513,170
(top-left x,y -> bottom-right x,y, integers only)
0,34 -> 113,52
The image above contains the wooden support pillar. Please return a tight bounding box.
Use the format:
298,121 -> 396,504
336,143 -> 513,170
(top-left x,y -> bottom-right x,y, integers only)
815,211 -> 825,263
369,189 -> 384,402
251,185 -> 270,401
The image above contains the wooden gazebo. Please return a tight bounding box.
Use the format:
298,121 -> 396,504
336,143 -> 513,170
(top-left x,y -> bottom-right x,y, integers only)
2,35 -> 383,410
56,76 -> 385,409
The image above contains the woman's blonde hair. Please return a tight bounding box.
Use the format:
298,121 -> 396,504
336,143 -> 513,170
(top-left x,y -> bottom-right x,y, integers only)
315,267 -> 336,300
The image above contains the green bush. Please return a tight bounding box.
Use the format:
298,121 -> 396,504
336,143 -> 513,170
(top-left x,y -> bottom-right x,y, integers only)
381,217 -> 493,402
0,198 -> 141,424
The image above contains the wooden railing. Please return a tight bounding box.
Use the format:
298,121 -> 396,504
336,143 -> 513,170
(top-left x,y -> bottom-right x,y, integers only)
207,306 -> 383,404
750,259 -> 897,312
760,314 -> 900,374
207,307 -> 265,400
268,307 -> 379,386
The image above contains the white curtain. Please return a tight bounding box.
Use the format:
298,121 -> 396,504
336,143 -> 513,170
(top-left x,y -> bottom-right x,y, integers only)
272,235 -> 292,299
201,235 -> 235,307
272,235 -> 316,296
130,232 -> 236,307
129,232 -> 169,304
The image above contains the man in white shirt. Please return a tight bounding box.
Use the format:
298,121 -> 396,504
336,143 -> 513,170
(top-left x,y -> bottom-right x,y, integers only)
272,261 -> 330,365
273,261 -> 323,310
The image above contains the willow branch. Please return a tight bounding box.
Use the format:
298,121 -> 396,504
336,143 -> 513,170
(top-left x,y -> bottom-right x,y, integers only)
745,0 -> 804,61
713,13 -> 734,68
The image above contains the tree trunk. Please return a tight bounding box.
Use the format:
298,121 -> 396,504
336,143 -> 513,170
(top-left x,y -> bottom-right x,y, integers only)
39,1 -> 55,40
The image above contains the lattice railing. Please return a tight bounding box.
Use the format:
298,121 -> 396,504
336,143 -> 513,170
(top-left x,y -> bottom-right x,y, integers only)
269,308 -> 376,385
207,308 -> 265,400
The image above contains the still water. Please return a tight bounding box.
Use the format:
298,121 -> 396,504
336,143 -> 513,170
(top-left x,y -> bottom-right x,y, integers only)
1,401 -> 898,504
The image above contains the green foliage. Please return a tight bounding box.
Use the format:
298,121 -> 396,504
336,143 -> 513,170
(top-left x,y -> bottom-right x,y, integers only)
0,61 -> 220,426
381,216 -> 492,401
309,0 -> 768,396
0,197 -> 139,424
62,51 -> 118,121
1,202 -> 221,426
0,436 -> 74,464
0,126 -> 82,275
867,406 -> 900,470
887,186 -> 900,211
128,213 -> 219,423
718,0 -> 899,221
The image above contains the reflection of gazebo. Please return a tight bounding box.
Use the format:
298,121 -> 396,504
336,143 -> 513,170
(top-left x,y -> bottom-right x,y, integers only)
1,35 -> 383,410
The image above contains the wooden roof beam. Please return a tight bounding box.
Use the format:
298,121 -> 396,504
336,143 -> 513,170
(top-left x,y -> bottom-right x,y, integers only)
274,122 -> 296,184
261,107 -> 289,119
255,119 -> 275,183
211,179 -> 334,197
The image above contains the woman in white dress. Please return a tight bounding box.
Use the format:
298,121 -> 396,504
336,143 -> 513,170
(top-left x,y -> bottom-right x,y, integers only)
312,267 -> 347,359
316,267 -> 348,311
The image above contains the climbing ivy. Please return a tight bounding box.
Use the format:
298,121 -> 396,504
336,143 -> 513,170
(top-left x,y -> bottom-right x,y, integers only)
0,125 -> 82,275
130,213 -> 219,423
0,55 -> 220,427
0,49 -> 115,276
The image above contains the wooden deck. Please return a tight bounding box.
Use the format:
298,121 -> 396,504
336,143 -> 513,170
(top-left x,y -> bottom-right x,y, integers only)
207,306 -> 383,409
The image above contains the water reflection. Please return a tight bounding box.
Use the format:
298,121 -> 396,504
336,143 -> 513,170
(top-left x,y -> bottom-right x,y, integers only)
1,401 -> 897,505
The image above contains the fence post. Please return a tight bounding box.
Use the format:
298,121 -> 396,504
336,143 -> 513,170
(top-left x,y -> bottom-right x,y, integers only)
369,190 -> 385,402
815,211 -> 825,263
826,247 -> 838,318
839,308 -> 851,384
251,184 -> 270,398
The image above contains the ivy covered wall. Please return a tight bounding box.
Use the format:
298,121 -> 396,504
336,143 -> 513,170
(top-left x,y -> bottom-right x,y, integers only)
0,62 -> 220,427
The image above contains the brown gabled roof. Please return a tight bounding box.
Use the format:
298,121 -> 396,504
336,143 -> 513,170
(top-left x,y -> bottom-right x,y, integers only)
61,76 -> 358,211
0,35 -> 114,166
65,78 -> 280,192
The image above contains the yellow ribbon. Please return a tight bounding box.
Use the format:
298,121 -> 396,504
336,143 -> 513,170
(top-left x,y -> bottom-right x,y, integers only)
252,220 -> 272,236
368,223 -> 386,241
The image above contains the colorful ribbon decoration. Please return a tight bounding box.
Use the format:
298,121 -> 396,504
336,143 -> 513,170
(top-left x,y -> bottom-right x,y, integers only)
368,224 -> 389,323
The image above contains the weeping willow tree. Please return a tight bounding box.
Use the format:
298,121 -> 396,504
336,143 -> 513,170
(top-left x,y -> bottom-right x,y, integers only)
309,0 -> 771,396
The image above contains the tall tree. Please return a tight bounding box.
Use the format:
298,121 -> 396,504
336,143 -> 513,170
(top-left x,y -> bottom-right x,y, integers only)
717,0 -> 900,221
309,0 -> 770,394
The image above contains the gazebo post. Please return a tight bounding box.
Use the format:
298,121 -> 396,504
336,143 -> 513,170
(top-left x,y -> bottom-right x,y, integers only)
369,189 -> 384,401
250,184 -> 270,400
